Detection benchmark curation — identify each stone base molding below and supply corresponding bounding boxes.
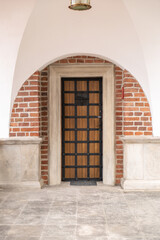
[121,179,160,191]
[0,137,42,188]
[121,137,160,190]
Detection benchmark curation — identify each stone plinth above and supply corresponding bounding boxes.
[121,137,160,190]
[0,137,42,188]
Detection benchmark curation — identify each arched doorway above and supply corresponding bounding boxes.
[9,55,153,188]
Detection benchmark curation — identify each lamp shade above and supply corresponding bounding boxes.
[69,0,92,11]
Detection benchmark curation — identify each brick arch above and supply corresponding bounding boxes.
[9,55,152,185]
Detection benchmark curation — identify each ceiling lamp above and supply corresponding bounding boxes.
[69,0,92,11]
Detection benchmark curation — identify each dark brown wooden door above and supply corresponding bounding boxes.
[62,77,102,181]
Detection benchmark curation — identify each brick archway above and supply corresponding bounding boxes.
[10,56,152,185]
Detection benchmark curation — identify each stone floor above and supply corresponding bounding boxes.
[0,183,160,240]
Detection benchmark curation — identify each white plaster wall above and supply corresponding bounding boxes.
[13,0,149,99]
[0,0,38,137]
[0,0,160,137]
[123,0,160,136]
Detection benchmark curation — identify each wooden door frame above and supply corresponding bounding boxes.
[48,64,115,185]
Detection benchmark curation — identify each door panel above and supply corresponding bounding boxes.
[89,81,99,91]
[77,106,87,116]
[64,93,75,104]
[64,131,75,141]
[89,93,99,104]
[65,156,75,166]
[64,81,75,91]
[77,81,87,91]
[77,131,87,141]
[77,143,88,153]
[77,156,87,165]
[62,77,102,181]
[65,119,75,128]
[77,119,87,129]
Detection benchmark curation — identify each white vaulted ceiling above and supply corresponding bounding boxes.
[0,0,160,137]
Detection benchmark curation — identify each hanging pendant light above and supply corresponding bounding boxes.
[69,0,92,11]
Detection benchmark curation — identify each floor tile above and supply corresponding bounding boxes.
[76,237,109,240]
[27,200,52,208]
[5,237,40,240]
[0,209,21,224]
[51,200,77,207]
[77,215,106,225]
[41,237,75,240]
[42,225,76,237]
[108,224,144,239]
[15,214,47,225]
[49,205,76,218]
[21,206,49,216]
[77,205,104,218]
[145,237,160,240]
[76,224,108,237]
[0,185,160,239]
[0,225,11,238]
[46,215,77,225]
[0,200,27,210]
[7,225,42,237]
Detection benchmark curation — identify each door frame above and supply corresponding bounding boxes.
[48,64,115,185]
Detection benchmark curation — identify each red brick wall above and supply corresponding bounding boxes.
[10,56,153,185]
[10,71,41,137]
[123,70,152,137]
[114,68,152,183]
[40,68,49,184]
[115,66,124,183]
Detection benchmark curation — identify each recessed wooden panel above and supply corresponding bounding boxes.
[65,131,75,141]
[65,143,75,153]
[90,168,100,179]
[77,143,87,153]
[89,118,100,129]
[65,119,75,129]
[64,81,74,91]
[89,106,99,116]
[65,168,75,178]
[65,156,75,166]
[77,106,87,116]
[77,81,87,91]
[77,168,87,178]
[89,131,100,141]
[64,93,75,104]
[89,143,100,153]
[77,156,87,166]
[65,106,75,116]
[89,81,99,91]
[89,93,99,104]
[77,119,87,128]
[77,131,87,141]
[90,156,100,166]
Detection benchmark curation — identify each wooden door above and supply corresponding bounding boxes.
[62,77,102,181]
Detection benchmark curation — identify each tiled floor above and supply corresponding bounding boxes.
[0,183,160,240]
